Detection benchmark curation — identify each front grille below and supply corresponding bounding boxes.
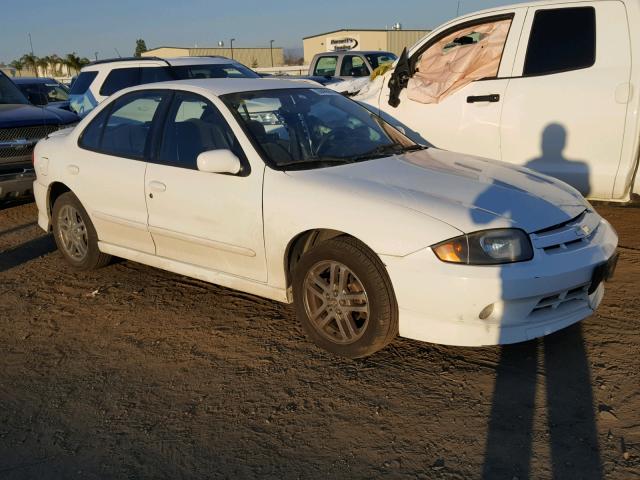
[530,210,600,254]
[0,146,33,159]
[0,125,58,142]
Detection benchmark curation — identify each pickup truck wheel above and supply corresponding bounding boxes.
[293,236,398,358]
[52,192,111,270]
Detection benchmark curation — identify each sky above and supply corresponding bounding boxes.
[1,0,529,63]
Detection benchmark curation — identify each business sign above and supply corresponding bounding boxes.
[326,35,360,52]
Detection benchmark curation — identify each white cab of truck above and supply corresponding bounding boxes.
[356,0,640,202]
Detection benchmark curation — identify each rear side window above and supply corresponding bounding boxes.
[523,7,596,76]
[313,56,338,76]
[80,91,164,159]
[140,67,174,84]
[69,71,98,94]
[100,68,140,96]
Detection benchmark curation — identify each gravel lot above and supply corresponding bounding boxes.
[0,201,639,479]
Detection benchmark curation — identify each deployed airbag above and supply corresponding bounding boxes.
[407,19,511,104]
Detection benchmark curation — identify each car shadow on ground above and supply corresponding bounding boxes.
[0,234,56,273]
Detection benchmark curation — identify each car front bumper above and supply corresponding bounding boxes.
[381,213,618,346]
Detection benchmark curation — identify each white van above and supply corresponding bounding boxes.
[356,0,640,202]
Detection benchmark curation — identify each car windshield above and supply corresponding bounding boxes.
[364,53,398,70]
[171,63,260,79]
[221,88,419,170]
[0,74,29,105]
[19,82,69,105]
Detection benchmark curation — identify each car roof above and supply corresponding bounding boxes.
[82,56,239,71]
[12,77,58,84]
[124,77,319,97]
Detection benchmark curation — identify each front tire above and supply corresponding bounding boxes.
[52,192,111,270]
[293,236,398,358]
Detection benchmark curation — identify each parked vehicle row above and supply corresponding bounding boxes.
[68,56,261,117]
[0,71,78,203]
[353,0,640,203]
[33,78,618,357]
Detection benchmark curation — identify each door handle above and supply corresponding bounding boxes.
[67,165,80,175]
[148,181,167,192]
[467,94,500,103]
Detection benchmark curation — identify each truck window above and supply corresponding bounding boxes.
[340,55,370,77]
[69,71,98,95]
[313,56,338,76]
[523,7,596,76]
[407,18,512,104]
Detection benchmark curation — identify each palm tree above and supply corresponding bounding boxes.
[64,53,85,75]
[37,56,51,77]
[9,59,24,77]
[49,54,62,76]
[20,53,39,77]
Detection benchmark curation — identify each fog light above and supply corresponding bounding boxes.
[479,303,494,320]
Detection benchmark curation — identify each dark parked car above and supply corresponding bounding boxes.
[0,71,78,203]
[13,77,71,110]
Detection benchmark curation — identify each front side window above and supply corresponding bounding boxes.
[407,18,512,104]
[158,92,240,169]
[171,64,260,79]
[222,88,418,170]
[523,7,596,76]
[100,68,140,96]
[313,57,338,76]
[80,91,164,159]
[340,55,370,77]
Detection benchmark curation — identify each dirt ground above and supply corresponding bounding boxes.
[0,201,638,480]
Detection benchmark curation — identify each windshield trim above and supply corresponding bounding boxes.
[220,87,418,171]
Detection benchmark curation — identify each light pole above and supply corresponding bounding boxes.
[270,40,275,67]
[230,38,235,60]
[456,0,462,16]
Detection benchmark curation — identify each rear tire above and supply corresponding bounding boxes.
[293,236,398,358]
[52,192,111,270]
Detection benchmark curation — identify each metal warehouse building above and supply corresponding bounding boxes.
[142,47,285,68]
[303,28,430,64]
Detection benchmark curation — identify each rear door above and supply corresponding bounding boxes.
[500,2,631,199]
[378,8,526,160]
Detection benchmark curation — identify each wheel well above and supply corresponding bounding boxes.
[47,182,71,220]
[285,229,355,291]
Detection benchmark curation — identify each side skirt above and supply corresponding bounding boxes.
[98,241,290,303]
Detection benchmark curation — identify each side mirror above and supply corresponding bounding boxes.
[197,149,241,175]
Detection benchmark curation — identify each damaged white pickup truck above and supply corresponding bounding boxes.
[351,0,640,203]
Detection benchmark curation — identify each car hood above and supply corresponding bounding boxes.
[287,148,587,234]
[0,103,78,128]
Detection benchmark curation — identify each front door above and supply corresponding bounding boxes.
[500,2,631,199]
[144,91,267,282]
[378,9,525,160]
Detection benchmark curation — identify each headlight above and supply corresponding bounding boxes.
[432,229,533,265]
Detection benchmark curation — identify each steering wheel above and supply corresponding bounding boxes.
[315,127,353,156]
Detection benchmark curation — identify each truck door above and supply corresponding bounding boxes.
[500,2,631,199]
[377,9,525,160]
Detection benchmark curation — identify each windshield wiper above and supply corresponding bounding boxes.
[279,157,353,169]
[402,144,428,151]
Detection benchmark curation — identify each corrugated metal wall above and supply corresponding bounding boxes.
[188,48,284,68]
[386,30,430,55]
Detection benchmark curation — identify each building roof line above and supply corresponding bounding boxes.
[145,46,284,51]
[303,28,430,40]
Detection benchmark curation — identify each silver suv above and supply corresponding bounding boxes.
[69,56,260,116]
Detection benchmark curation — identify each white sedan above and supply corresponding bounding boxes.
[33,78,618,358]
